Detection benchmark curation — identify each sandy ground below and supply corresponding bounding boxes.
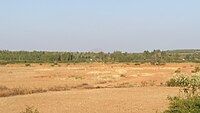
[0,87,178,113]
[0,63,198,113]
[0,63,196,89]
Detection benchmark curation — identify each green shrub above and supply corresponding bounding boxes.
[164,96,200,113]
[166,74,190,87]
[164,73,200,113]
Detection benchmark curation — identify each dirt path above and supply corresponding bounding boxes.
[0,87,178,113]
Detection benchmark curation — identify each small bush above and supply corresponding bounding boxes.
[20,106,39,113]
[166,74,190,87]
[25,63,31,67]
[135,63,141,66]
[141,81,148,87]
[150,61,166,66]
[191,67,200,73]
[174,68,181,73]
[120,74,127,78]
[0,61,8,65]
[51,62,58,67]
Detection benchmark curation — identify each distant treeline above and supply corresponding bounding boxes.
[0,49,200,64]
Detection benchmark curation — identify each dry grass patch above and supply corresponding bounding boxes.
[48,85,70,91]
[0,87,48,97]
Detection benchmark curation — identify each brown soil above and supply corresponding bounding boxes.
[0,63,198,113]
[0,87,178,113]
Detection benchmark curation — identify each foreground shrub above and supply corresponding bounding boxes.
[164,73,200,113]
[164,96,200,113]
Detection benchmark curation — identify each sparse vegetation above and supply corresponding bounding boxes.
[0,61,8,65]
[164,73,200,113]
[0,84,100,97]
[0,87,48,97]
[164,96,200,113]
[1,62,200,113]
[140,80,156,87]
[20,106,39,113]
[166,74,190,87]
[174,68,181,73]
[0,85,9,91]
[191,66,200,73]
[25,63,31,67]
[135,63,141,66]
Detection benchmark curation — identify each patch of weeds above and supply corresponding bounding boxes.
[166,74,190,87]
[25,63,31,67]
[0,61,8,66]
[97,81,108,84]
[69,75,84,80]
[0,85,9,91]
[174,68,181,73]
[120,74,127,78]
[141,81,148,87]
[115,82,136,88]
[73,83,95,89]
[191,66,200,73]
[20,106,39,113]
[135,63,141,66]
[48,85,70,91]
[140,80,156,87]
[0,87,47,97]
[149,80,156,86]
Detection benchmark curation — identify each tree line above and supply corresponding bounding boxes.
[0,50,200,64]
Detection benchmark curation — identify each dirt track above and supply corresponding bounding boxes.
[0,87,178,113]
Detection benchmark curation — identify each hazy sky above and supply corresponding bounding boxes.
[0,0,200,52]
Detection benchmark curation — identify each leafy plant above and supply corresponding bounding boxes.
[164,96,200,113]
[166,74,190,87]
[164,73,200,113]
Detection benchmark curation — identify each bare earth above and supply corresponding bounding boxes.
[0,63,197,113]
[0,87,178,113]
